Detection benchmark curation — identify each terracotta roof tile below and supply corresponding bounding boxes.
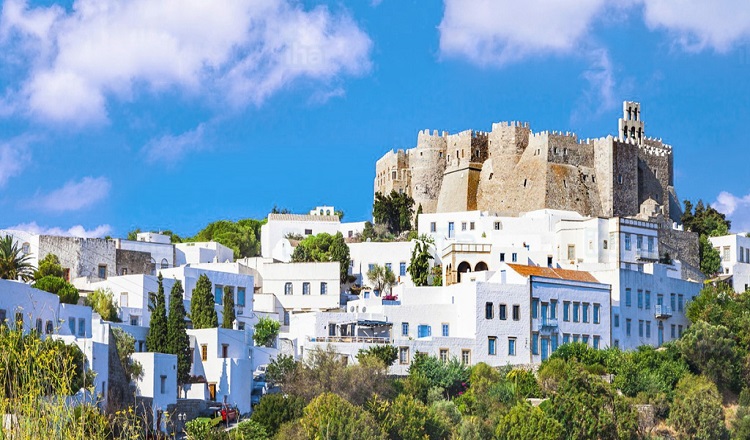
[506,263,600,283]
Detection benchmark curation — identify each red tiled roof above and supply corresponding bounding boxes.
[506,263,600,283]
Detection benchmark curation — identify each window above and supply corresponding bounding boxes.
[302,282,310,295]
[723,246,730,262]
[670,293,676,311]
[320,283,327,295]
[160,258,169,269]
[285,282,293,295]
[624,234,631,251]
[593,304,600,324]
[22,242,30,254]
[573,303,580,322]
[508,338,516,356]
[593,336,600,349]
[532,333,539,355]
[647,237,654,252]
[399,262,406,276]
[499,304,507,320]
[62,268,70,281]
[461,349,471,365]
[531,298,539,319]
[646,321,651,338]
[511,253,518,262]
[582,335,589,345]
[499,253,505,262]
[120,268,128,275]
[442,323,449,337]
[637,289,643,309]
[563,302,570,321]
[417,325,431,338]
[221,344,228,358]
[678,325,683,337]
[130,316,139,326]
[78,318,85,336]
[120,292,128,308]
[98,265,107,279]
[567,245,575,260]
[35,318,42,333]
[637,235,643,250]
[399,347,410,365]
[671,324,676,339]
[645,291,651,309]
[160,375,167,394]
[402,322,409,336]
[283,311,290,326]
[614,314,619,327]
[448,222,454,238]
[304,229,313,235]
[582,303,589,323]
[614,339,619,348]
[563,334,570,344]
[430,222,436,232]
[638,320,644,337]
[603,240,608,249]
[573,334,579,343]
[385,263,392,273]
[470,222,475,230]
[45,320,53,334]
[488,337,497,355]
[237,287,246,306]
[461,222,467,231]
[439,349,449,362]
[512,305,520,321]
[494,222,501,230]
[214,285,223,304]
[626,319,632,336]
[68,317,75,334]
[485,302,494,319]
[550,300,557,319]
[201,344,208,361]
[677,295,684,312]
[552,334,559,352]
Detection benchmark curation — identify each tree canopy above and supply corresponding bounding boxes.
[190,274,217,329]
[291,232,350,283]
[0,235,34,282]
[146,274,168,353]
[408,235,435,287]
[373,190,415,235]
[365,263,396,294]
[222,285,236,329]
[682,199,731,237]
[189,218,265,259]
[34,275,80,304]
[85,288,120,321]
[167,279,191,385]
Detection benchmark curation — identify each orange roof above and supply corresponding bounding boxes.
[506,264,600,283]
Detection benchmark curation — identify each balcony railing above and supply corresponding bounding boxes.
[654,305,672,320]
[308,336,390,344]
[442,243,492,255]
[541,317,559,328]
[636,249,659,261]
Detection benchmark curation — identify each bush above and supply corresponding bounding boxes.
[253,316,280,347]
[250,394,305,436]
[184,418,214,440]
[356,345,397,367]
[495,402,564,440]
[300,393,385,439]
[231,419,269,440]
[668,375,727,440]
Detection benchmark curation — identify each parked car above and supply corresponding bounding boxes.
[253,364,268,378]
[213,403,238,423]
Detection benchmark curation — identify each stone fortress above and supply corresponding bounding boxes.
[375,101,682,224]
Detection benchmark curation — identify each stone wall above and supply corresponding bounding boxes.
[116,249,153,276]
[39,235,116,280]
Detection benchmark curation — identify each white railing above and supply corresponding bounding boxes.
[308,336,390,344]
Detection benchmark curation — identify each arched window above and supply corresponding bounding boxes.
[475,262,488,272]
[149,258,156,276]
[160,258,169,269]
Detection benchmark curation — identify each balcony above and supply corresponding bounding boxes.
[442,243,492,256]
[540,317,558,332]
[308,336,390,344]
[654,305,672,320]
[636,249,659,261]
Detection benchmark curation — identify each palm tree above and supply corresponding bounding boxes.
[0,235,34,282]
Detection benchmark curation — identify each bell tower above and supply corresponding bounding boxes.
[618,101,644,144]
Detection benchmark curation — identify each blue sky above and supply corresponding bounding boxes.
[1,0,750,237]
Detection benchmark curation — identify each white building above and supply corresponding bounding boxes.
[709,234,750,292]
[85,274,178,327]
[292,264,611,374]
[187,328,254,413]
[175,242,234,266]
[115,232,176,274]
[348,241,424,290]
[131,352,177,432]
[261,213,341,261]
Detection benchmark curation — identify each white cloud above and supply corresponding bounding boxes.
[712,190,750,232]
[6,221,111,238]
[142,123,206,165]
[571,48,618,122]
[35,176,111,212]
[0,137,30,187]
[0,0,372,125]
[438,0,608,65]
[640,0,750,52]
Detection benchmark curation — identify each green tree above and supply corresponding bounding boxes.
[407,235,434,286]
[33,275,80,304]
[300,393,385,440]
[496,402,564,440]
[414,204,423,231]
[85,288,120,321]
[146,274,168,353]
[111,327,142,382]
[668,375,727,440]
[291,232,351,283]
[0,235,34,281]
[249,394,305,437]
[190,274,217,329]
[34,253,64,279]
[253,316,280,347]
[231,419,269,440]
[167,280,191,385]
[682,200,731,237]
[373,190,415,235]
[222,285,235,329]
[266,354,298,386]
[409,353,470,398]
[699,234,722,277]
[189,219,265,259]
[357,345,398,367]
[675,320,742,391]
[369,393,448,440]
[366,263,396,294]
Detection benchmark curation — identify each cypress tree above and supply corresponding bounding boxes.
[222,286,236,329]
[167,280,190,385]
[146,273,168,353]
[190,274,218,329]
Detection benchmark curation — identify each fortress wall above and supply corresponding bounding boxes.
[374,149,410,197]
[611,139,640,218]
[639,138,674,219]
[540,131,594,168]
[411,130,448,213]
[544,163,602,216]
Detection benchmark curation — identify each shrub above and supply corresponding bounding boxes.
[668,375,727,440]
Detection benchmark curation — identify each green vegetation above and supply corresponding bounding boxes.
[373,190,415,235]
[191,219,265,259]
[291,231,350,282]
[127,228,183,243]
[34,253,64,279]
[0,234,34,281]
[85,288,120,321]
[146,273,168,353]
[408,234,435,286]
[167,279,191,385]
[111,327,142,382]
[357,345,398,367]
[34,274,80,304]
[222,285,236,329]
[253,316,280,347]
[365,263,396,294]
[190,274,218,329]
[682,199,731,277]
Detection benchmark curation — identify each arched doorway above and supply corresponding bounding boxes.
[457,261,471,283]
[475,261,488,272]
